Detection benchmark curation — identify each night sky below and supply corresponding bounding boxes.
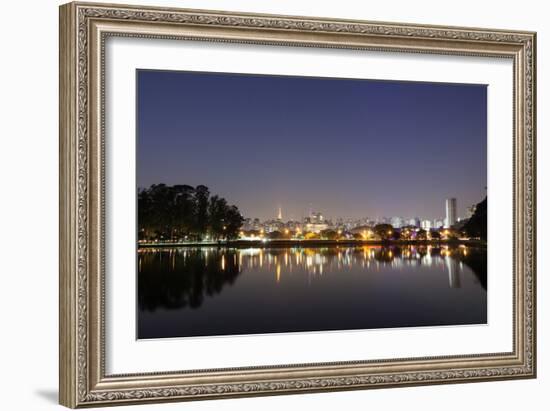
[137,70,487,221]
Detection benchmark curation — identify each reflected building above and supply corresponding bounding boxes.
[138,244,487,338]
[445,256,461,288]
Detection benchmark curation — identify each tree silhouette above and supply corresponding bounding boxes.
[320,229,338,240]
[194,185,210,239]
[416,229,427,240]
[374,224,394,240]
[463,197,487,241]
[138,184,243,241]
[430,230,441,240]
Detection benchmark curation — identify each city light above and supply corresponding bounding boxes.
[138,195,482,245]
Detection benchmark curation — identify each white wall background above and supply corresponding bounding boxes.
[0,0,546,409]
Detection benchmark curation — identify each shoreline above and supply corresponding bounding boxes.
[138,239,486,249]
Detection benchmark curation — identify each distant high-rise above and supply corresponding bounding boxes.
[391,216,404,229]
[421,219,432,230]
[310,212,324,224]
[408,217,420,227]
[445,198,457,228]
[277,207,282,221]
[305,211,328,233]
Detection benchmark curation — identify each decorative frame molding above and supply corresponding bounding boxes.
[59,2,536,408]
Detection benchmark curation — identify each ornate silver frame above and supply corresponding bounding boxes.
[59,2,536,408]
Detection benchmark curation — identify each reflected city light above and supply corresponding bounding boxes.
[137,244,484,292]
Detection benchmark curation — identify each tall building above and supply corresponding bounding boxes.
[421,219,432,230]
[433,219,444,228]
[277,207,282,221]
[391,216,404,229]
[310,212,324,224]
[304,211,327,233]
[408,217,420,227]
[445,198,457,228]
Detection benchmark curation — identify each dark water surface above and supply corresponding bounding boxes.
[137,245,487,339]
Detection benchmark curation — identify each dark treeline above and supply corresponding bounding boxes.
[138,184,244,241]
[463,197,487,241]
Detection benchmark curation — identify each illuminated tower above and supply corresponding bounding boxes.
[445,198,457,228]
[277,207,282,221]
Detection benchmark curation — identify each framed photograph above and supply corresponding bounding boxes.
[59,2,536,408]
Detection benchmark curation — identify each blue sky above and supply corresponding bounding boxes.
[137,70,487,221]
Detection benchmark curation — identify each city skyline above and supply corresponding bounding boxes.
[137,70,487,220]
[237,196,471,225]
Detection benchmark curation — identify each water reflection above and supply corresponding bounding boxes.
[139,246,485,300]
[138,245,487,338]
[138,247,241,311]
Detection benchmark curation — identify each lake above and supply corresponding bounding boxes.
[137,244,487,339]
